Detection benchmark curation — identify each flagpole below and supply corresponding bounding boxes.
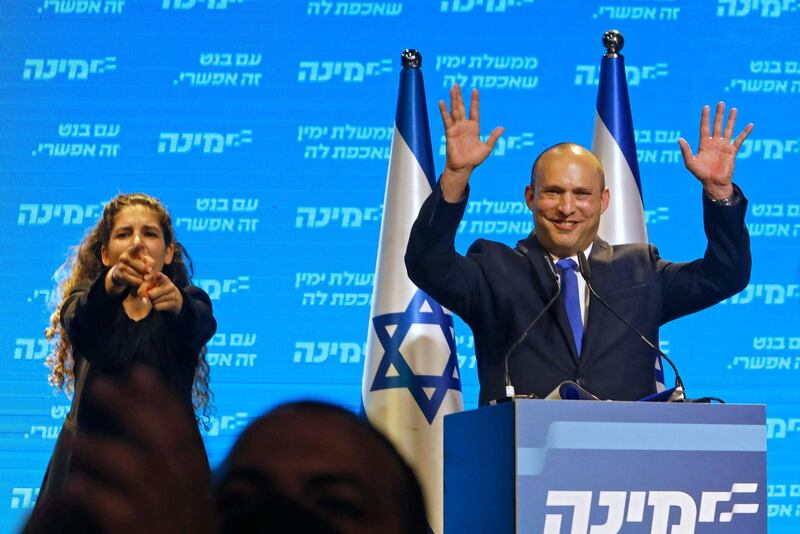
[362,49,464,534]
[592,31,665,390]
[594,30,648,245]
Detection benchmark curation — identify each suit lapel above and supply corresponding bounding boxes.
[516,234,580,362]
[580,238,613,363]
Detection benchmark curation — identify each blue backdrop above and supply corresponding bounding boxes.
[1,0,799,532]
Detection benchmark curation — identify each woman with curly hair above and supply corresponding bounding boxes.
[35,192,217,508]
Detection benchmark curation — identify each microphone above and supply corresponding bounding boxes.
[576,251,686,399]
[501,254,561,399]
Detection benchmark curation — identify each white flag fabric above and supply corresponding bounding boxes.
[361,56,463,534]
[592,50,666,390]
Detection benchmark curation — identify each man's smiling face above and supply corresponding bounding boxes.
[526,144,610,258]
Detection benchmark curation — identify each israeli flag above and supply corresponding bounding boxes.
[361,50,463,534]
[591,42,666,391]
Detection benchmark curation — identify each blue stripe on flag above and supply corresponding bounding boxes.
[395,66,436,188]
[596,55,643,199]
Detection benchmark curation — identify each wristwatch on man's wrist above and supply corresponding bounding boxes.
[704,185,742,207]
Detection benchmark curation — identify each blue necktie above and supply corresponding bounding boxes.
[555,258,584,356]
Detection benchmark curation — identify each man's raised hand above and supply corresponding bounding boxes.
[678,102,753,200]
[438,84,504,202]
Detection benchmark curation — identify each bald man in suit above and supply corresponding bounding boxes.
[405,85,753,404]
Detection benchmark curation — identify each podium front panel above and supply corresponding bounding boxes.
[445,400,766,534]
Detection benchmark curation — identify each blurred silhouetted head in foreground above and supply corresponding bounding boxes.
[215,401,428,534]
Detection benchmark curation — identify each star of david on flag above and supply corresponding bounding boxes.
[370,289,461,425]
[361,49,463,534]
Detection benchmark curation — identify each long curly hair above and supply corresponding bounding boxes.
[44,193,213,423]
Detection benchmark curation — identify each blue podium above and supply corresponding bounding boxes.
[444,400,766,533]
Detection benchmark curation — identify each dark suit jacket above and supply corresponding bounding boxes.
[405,183,751,405]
